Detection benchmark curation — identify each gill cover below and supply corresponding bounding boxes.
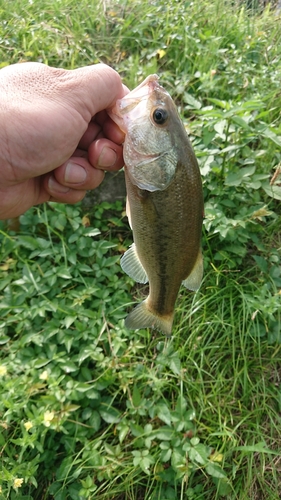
[123,149,178,192]
[114,75,179,192]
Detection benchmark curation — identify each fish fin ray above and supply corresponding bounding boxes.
[125,300,173,336]
[182,249,203,291]
[120,243,148,283]
[126,196,132,229]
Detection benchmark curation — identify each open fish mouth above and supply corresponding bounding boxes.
[108,74,164,131]
[121,74,160,101]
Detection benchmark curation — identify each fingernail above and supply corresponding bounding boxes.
[65,162,87,183]
[98,146,117,168]
[48,176,70,193]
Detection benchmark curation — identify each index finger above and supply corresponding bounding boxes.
[95,112,125,144]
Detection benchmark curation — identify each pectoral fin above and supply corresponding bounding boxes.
[126,196,132,229]
[182,250,203,291]
[120,243,148,284]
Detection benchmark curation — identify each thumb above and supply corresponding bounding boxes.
[58,64,126,120]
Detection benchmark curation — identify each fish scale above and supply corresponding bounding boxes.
[109,74,203,335]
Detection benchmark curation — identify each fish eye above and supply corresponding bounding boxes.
[152,108,168,125]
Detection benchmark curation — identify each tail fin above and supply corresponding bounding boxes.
[125,299,174,336]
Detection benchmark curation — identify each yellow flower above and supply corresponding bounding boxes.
[13,478,24,488]
[82,215,91,227]
[156,49,166,59]
[43,410,54,427]
[210,451,224,463]
[24,421,33,431]
[0,365,7,376]
[39,370,48,381]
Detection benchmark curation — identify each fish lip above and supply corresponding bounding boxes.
[118,75,159,109]
[108,74,163,129]
[129,74,160,94]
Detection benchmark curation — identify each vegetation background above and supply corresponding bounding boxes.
[0,0,281,499]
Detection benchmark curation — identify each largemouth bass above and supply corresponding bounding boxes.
[109,74,203,335]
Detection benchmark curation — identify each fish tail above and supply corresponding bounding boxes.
[125,299,174,336]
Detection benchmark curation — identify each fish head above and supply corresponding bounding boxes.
[109,75,184,192]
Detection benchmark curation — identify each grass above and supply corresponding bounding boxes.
[0,0,281,499]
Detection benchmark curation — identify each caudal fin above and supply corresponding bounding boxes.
[125,299,174,336]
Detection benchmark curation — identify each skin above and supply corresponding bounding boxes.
[0,62,127,220]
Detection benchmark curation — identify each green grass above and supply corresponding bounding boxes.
[0,0,281,499]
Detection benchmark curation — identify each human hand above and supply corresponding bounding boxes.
[0,62,127,219]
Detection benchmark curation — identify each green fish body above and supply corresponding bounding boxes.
[109,75,203,335]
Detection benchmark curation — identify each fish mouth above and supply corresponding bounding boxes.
[108,74,163,132]
[125,74,160,98]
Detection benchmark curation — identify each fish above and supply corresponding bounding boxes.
[109,74,203,335]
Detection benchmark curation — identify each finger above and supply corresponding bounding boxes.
[79,115,125,150]
[71,148,88,158]
[78,122,101,150]
[88,138,124,171]
[46,157,105,194]
[48,188,87,205]
[94,111,125,143]
[103,116,126,144]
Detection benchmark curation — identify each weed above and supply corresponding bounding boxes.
[0,0,281,498]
